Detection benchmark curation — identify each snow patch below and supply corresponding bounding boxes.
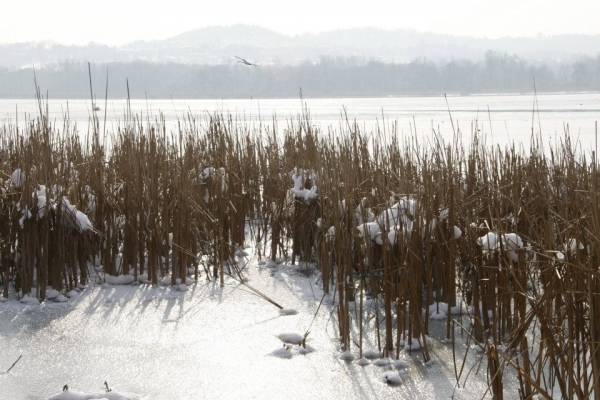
[403,338,423,352]
[339,350,355,361]
[356,358,371,366]
[477,232,523,262]
[383,371,403,386]
[277,333,305,345]
[53,294,68,303]
[270,346,293,359]
[45,288,60,300]
[20,294,39,305]
[10,168,25,188]
[47,390,138,400]
[175,283,188,292]
[104,274,135,285]
[393,359,409,370]
[430,310,447,320]
[362,349,381,360]
[452,225,462,239]
[278,308,298,316]
[373,358,393,367]
[356,222,382,245]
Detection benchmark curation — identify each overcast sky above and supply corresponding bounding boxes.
[2,0,600,45]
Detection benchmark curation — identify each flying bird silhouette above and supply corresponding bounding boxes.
[235,56,258,67]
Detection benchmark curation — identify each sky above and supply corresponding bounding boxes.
[2,0,600,45]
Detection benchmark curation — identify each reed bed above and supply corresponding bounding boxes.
[1,103,600,399]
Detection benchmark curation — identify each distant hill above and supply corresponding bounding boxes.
[2,25,600,68]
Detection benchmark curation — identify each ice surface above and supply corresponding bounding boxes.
[1,254,507,400]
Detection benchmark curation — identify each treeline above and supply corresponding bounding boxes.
[1,52,600,98]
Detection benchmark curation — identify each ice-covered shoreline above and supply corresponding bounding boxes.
[0,250,502,400]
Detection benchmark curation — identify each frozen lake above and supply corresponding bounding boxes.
[1,253,506,400]
[1,93,600,148]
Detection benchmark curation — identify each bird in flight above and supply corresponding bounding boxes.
[235,56,258,67]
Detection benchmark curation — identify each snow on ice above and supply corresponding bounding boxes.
[47,389,138,400]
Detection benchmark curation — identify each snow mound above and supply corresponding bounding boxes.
[270,346,294,359]
[53,294,68,303]
[383,371,403,386]
[477,232,523,262]
[356,222,382,245]
[235,248,250,258]
[393,359,409,370]
[362,349,381,360]
[339,350,355,361]
[270,343,315,359]
[277,333,305,345]
[356,358,370,366]
[36,185,48,218]
[75,210,94,232]
[452,225,463,239]
[10,168,25,188]
[565,238,585,255]
[298,344,316,355]
[20,294,40,305]
[378,197,417,229]
[430,310,447,320]
[373,358,393,367]
[104,274,135,285]
[46,288,61,300]
[450,303,468,315]
[290,168,318,202]
[354,199,375,225]
[47,390,138,400]
[428,302,449,319]
[159,275,172,286]
[278,308,298,316]
[403,338,423,352]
